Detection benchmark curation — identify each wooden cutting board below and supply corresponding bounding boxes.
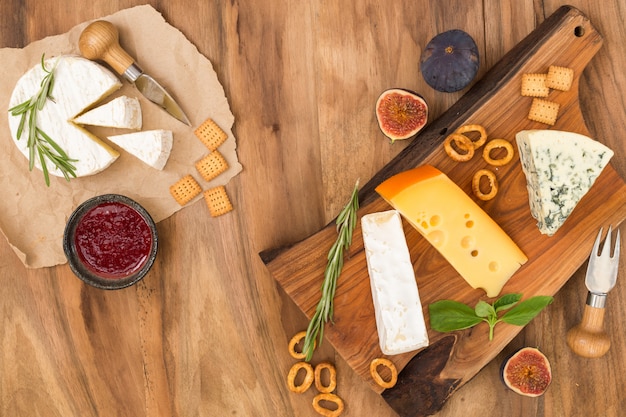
[261,6,626,417]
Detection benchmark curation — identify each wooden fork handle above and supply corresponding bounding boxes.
[566,304,610,358]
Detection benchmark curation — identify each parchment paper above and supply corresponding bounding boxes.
[0,5,242,268]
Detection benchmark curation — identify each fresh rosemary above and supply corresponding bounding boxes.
[302,180,360,361]
[8,54,77,186]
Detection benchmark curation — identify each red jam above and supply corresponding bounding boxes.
[74,201,153,279]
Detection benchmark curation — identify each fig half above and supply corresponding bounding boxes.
[501,347,552,397]
[420,29,479,93]
[375,88,428,143]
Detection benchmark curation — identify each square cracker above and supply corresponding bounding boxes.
[528,98,560,125]
[195,151,229,182]
[204,186,233,217]
[194,117,228,151]
[521,73,550,97]
[545,65,574,91]
[169,174,202,206]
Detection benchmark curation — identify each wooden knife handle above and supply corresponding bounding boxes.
[78,20,135,76]
[566,304,611,358]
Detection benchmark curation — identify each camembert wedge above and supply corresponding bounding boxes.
[376,165,527,298]
[74,96,142,129]
[8,55,122,178]
[515,130,614,236]
[361,210,429,355]
[107,130,173,170]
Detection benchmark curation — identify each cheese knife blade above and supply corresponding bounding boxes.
[78,20,191,126]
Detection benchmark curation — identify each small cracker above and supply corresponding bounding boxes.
[528,98,560,125]
[545,65,574,91]
[521,73,550,97]
[169,174,202,206]
[203,186,233,217]
[195,151,229,182]
[194,118,228,151]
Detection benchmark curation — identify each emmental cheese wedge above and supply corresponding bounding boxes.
[376,165,527,298]
[8,55,121,178]
[515,130,614,236]
[74,96,142,129]
[107,130,173,170]
[361,210,429,355]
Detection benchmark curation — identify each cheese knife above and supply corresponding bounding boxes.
[78,20,191,126]
[567,226,621,358]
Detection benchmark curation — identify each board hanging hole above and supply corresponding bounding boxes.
[574,26,585,37]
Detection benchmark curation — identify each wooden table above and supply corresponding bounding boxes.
[1,1,624,416]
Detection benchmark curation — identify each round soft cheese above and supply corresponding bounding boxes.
[8,55,122,178]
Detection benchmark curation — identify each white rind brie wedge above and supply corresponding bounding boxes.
[74,96,142,129]
[107,130,173,170]
[8,55,122,178]
[361,210,429,355]
[516,129,614,236]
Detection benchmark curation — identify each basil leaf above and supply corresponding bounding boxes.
[429,300,482,332]
[474,300,495,318]
[493,293,522,313]
[500,296,554,326]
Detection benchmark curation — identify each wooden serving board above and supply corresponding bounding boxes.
[261,6,626,417]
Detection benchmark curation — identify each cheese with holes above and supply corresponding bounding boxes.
[107,130,173,170]
[361,210,429,355]
[515,130,614,236]
[8,55,121,178]
[74,96,142,129]
[376,165,527,298]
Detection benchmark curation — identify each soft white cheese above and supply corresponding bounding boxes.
[107,130,173,170]
[516,129,614,236]
[74,95,142,129]
[8,55,121,178]
[361,210,429,355]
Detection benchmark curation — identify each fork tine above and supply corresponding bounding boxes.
[615,228,621,259]
[591,227,603,257]
[600,226,613,258]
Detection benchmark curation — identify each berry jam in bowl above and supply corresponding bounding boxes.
[63,194,158,290]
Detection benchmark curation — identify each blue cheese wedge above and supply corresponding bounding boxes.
[8,55,121,177]
[74,96,142,129]
[361,210,429,355]
[515,129,614,236]
[107,130,173,170]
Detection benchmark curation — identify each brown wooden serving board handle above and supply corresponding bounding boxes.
[262,5,626,417]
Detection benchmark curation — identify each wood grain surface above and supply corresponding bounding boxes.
[1,1,625,417]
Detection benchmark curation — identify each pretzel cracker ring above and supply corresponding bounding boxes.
[370,358,398,389]
[314,362,338,393]
[287,361,314,393]
[483,138,514,166]
[444,133,475,162]
[312,393,345,417]
[472,169,499,201]
[455,124,488,149]
[288,331,313,359]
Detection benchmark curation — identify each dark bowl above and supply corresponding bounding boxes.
[63,194,158,290]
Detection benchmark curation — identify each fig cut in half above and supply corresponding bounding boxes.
[420,29,479,93]
[375,88,428,143]
[501,347,552,397]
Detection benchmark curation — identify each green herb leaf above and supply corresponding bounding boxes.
[474,300,495,318]
[493,293,522,313]
[8,54,76,186]
[500,296,554,326]
[429,300,482,332]
[302,180,360,361]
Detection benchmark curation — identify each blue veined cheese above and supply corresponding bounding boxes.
[74,96,142,129]
[515,130,614,236]
[107,130,173,170]
[361,210,429,355]
[8,55,121,178]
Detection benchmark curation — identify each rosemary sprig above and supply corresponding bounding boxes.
[8,54,77,186]
[302,180,360,361]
